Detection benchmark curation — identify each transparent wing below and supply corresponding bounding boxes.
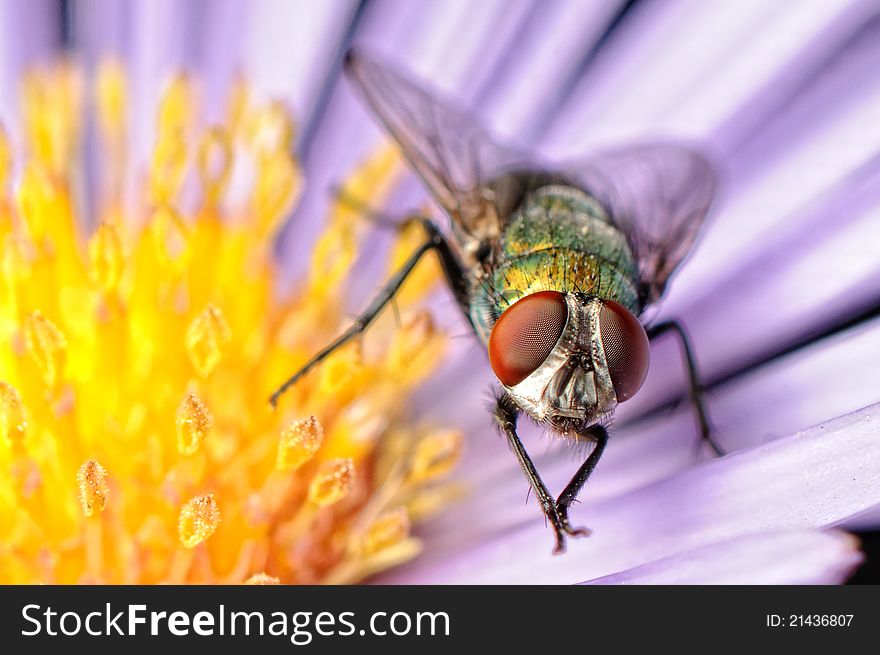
[566,143,716,305]
[344,48,531,241]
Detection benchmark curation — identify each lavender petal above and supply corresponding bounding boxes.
[581,530,863,585]
[379,402,880,584]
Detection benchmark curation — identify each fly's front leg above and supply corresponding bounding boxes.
[647,320,724,456]
[494,393,572,554]
[412,217,473,322]
[336,187,476,326]
[555,424,608,538]
[331,184,408,229]
[269,222,464,407]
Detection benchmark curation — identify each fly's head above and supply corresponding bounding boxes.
[488,291,650,434]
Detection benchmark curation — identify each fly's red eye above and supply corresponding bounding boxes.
[488,291,568,387]
[598,300,650,401]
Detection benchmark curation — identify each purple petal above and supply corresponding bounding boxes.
[582,531,862,585]
[480,0,625,142]
[704,321,880,452]
[379,402,880,584]
[660,19,880,324]
[0,0,60,133]
[542,0,872,154]
[239,0,357,127]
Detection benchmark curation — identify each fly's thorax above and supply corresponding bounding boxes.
[506,185,624,255]
[468,184,640,344]
[503,295,617,429]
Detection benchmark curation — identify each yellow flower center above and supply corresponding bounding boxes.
[0,60,462,584]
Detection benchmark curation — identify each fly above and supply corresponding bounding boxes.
[270,49,720,554]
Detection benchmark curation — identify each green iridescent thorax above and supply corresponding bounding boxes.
[470,185,640,343]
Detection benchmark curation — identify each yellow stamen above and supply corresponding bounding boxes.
[276,416,323,472]
[249,100,295,156]
[96,59,127,138]
[17,165,58,242]
[150,204,190,273]
[157,73,194,138]
[308,458,355,508]
[176,392,212,456]
[407,429,464,485]
[252,149,300,238]
[0,382,27,447]
[225,75,249,136]
[23,310,67,388]
[387,310,444,382]
[185,304,232,377]
[178,493,221,548]
[21,63,82,174]
[361,506,410,556]
[197,126,233,207]
[88,222,123,291]
[149,131,188,205]
[244,572,280,585]
[317,345,363,401]
[306,145,399,300]
[77,459,109,517]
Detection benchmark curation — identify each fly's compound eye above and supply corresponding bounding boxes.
[488,291,568,387]
[598,300,650,402]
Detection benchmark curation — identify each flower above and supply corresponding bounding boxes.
[3,0,880,586]
[0,58,460,584]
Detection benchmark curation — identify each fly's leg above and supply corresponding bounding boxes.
[647,320,724,456]
[269,220,469,407]
[331,185,406,230]
[333,186,439,238]
[389,216,474,320]
[333,186,475,320]
[494,393,581,554]
[555,424,608,537]
[414,217,473,320]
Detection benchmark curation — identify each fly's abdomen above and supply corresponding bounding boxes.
[470,185,640,343]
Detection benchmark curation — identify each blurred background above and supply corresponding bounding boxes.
[1,0,879,582]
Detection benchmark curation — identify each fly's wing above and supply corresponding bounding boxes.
[344,49,531,242]
[567,143,716,306]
